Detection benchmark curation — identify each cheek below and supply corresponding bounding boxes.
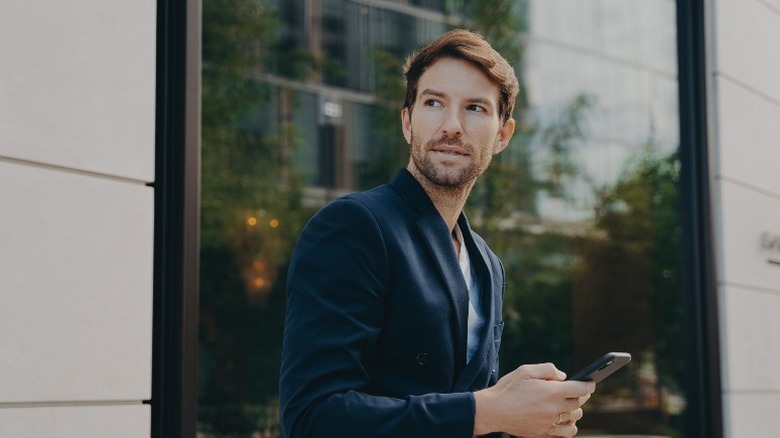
[472,129,500,152]
[465,117,500,138]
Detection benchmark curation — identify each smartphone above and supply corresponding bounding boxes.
[566,352,631,383]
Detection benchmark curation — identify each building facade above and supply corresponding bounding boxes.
[705,0,780,435]
[1,0,778,437]
[1,0,157,436]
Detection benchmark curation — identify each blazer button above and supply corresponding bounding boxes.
[416,353,429,365]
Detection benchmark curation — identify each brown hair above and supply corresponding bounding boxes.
[403,28,519,123]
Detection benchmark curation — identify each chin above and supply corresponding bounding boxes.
[427,168,476,188]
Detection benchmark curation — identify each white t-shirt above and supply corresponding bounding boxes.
[454,225,485,364]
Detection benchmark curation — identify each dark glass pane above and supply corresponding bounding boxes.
[199,0,688,436]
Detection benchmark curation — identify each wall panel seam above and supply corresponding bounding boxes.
[713,72,780,109]
[0,156,153,187]
[0,401,146,409]
[715,175,780,201]
[717,281,780,296]
[757,0,780,16]
[723,389,780,395]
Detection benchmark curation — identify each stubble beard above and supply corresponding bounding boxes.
[409,132,492,190]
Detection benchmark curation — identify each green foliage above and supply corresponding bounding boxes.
[203,0,278,72]
[572,146,684,432]
[199,1,313,435]
[494,230,577,373]
[356,48,409,189]
[540,94,597,197]
[272,47,321,82]
[465,0,526,65]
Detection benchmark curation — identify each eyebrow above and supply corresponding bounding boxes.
[418,88,495,110]
[419,88,446,100]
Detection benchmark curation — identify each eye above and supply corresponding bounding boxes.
[466,104,487,113]
[424,99,442,107]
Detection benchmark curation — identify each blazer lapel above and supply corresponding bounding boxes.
[414,213,469,375]
[453,215,497,391]
[388,168,477,384]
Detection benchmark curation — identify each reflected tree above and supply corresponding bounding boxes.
[572,144,684,434]
[475,93,594,375]
[200,0,313,435]
[356,48,408,189]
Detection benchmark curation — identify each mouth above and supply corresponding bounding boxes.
[430,143,470,157]
[433,149,468,157]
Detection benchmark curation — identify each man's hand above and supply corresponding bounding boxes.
[473,363,595,437]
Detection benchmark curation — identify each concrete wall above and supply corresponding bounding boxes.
[0,0,156,436]
[707,0,780,436]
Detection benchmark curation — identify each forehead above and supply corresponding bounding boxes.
[417,57,500,103]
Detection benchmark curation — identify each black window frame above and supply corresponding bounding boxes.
[151,0,201,437]
[151,0,724,436]
[676,0,724,436]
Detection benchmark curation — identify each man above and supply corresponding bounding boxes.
[279,29,595,437]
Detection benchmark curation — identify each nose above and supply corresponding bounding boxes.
[440,107,463,138]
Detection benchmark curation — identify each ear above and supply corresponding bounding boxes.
[401,107,412,145]
[493,117,515,154]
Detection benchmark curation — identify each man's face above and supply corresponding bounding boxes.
[402,57,515,189]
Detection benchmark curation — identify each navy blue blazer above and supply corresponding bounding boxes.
[280,169,506,437]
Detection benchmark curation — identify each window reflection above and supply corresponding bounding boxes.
[199,0,686,436]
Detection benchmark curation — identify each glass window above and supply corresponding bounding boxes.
[199,0,689,436]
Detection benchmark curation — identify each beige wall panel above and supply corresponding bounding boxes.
[714,181,780,291]
[715,0,780,104]
[722,392,780,438]
[715,78,780,196]
[719,286,780,391]
[0,404,149,438]
[0,162,153,402]
[0,0,156,182]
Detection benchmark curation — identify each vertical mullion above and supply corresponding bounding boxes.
[676,0,723,437]
[151,0,201,437]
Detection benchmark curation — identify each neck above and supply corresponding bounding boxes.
[407,164,474,232]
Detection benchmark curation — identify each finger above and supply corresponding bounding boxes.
[570,408,583,423]
[567,393,591,413]
[563,393,591,410]
[555,408,582,426]
[521,362,566,381]
[558,380,596,398]
[556,396,588,414]
[557,408,583,426]
[546,422,578,438]
[577,393,592,405]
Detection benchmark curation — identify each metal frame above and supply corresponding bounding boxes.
[150,0,201,437]
[676,0,723,436]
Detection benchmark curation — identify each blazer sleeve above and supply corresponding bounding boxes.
[279,198,476,438]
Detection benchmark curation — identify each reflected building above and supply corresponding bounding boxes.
[200,0,690,436]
